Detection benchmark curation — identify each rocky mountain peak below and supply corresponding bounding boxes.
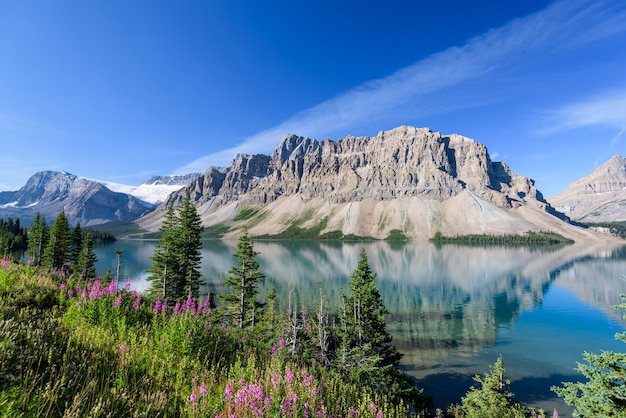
[547,154,626,222]
[271,134,320,163]
[135,125,603,241]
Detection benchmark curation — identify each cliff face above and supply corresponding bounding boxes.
[138,126,601,241]
[548,155,626,222]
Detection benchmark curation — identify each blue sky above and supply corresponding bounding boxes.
[1,0,626,197]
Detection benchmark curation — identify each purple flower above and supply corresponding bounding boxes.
[1,259,8,267]
[376,411,383,418]
[553,409,559,418]
[189,393,197,403]
[200,385,208,396]
[119,343,127,352]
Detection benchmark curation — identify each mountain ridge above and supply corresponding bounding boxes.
[547,155,626,222]
[138,125,608,242]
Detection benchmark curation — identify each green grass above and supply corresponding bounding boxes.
[201,223,231,238]
[0,260,430,417]
[233,206,262,221]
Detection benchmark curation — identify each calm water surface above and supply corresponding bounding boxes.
[95,240,626,416]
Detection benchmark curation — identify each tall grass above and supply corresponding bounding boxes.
[0,259,421,417]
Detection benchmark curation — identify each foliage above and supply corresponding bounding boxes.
[42,211,72,272]
[147,195,203,305]
[76,233,98,280]
[552,296,626,417]
[0,217,28,256]
[457,356,534,418]
[585,221,626,239]
[27,213,49,266]
[385,229,408,240]
[220,232,265,328]
[429,231,574,246]
[233,206,262,221]
[0,259,422,417]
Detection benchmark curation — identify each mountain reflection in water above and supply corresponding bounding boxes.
[96,240,626,415]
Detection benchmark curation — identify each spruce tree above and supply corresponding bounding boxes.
[76,233,98,280]
[220,232,265,328]
[553,297,626,417]
[69,223,83,269]
[27,213,48,266]
[42,211,71,272]
[146,196,204,305]
[337,247,402,389]
[177,195,203,299]
[147,203,182,305]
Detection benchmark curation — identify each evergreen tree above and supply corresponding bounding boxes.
[146,196,204,305]
[177,195,203,299]
[69,222,83,268]
[42,211,71,272]
[553,297,626,417]
[76,233,98,280]
[338,247,401,373]
[220,232,265,328]
[27,213,48,266]
[460,356,530,418]
[147,203,182,304]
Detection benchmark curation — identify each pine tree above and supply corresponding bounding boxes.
[220,232,265,328]
[177,195,203,299]
[336,247,403,394]
[147,203,182,305]
[146,196,204,305]
[76,233,98,280]
[340,247,401,366]
[27,213,49,266]
[553,297,626,417]
[460,356,529,418]
[42,211,71,272]
[69,223,83,269]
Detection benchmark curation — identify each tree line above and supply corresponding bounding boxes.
[26,212,102,279]
[0,217,28,255]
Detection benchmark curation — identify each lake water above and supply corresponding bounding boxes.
[95,239,626,416]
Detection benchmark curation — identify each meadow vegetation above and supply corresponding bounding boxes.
[0,212,623,417]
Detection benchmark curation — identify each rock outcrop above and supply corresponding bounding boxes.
[137,126,606,242]
[548,155,626,222]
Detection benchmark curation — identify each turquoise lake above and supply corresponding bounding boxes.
[95,239,626,416]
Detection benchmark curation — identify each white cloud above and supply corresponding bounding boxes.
[543,91,626,134]
[175,0,626,174]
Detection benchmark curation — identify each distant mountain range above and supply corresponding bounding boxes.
[0,171,200,226]
[2,126,625,242]
[547,155,626,223]
[138,126,615,242]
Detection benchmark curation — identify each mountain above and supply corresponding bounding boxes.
[547,155,626,223]
[0,171,154,226]
[138,126,606,242]
[98,173,201,205]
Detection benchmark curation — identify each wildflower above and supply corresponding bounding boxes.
[1,259,8,267]
[153,299,162,313]
[286,367,294,383]
[200,385,208,396]
[120,343,127,352]
[370,403,377,412]
[279,338,285,348]
[531,410,536,417]
[113,295,122,308]
[60,283,66,290]
[186,330,192,337]
[189,393,197,404]
[553,409,559,418]
[160,338,165,344]
[376,411,383,418]
[124,281,131,290]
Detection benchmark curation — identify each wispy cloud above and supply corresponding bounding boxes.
[175,0,626,174]
[544,91,626,135]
